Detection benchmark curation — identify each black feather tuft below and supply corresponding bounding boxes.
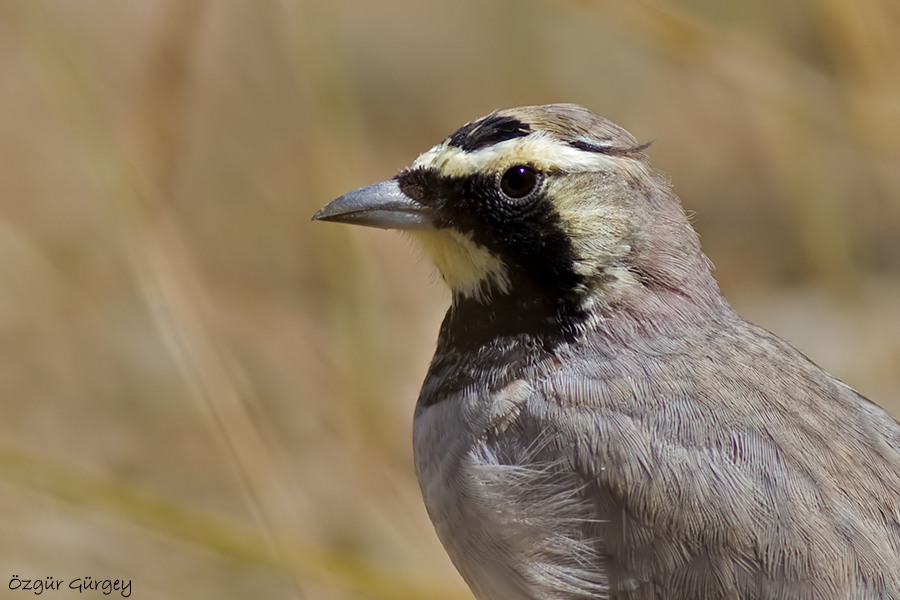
[448,114,532,152]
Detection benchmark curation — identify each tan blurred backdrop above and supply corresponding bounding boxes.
[0,1,898,598]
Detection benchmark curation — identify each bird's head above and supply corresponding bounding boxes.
[314,104,724,342]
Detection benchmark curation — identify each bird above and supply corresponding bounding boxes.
[312,104,900,599]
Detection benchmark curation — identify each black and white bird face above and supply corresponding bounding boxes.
[314,104,900,599]
[315,104,722,345]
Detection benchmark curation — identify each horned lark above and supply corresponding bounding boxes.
[314,104,900,599]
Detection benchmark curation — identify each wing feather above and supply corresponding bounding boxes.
[522,318,900,598]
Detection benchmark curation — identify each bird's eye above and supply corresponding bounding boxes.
[499,165,538,199]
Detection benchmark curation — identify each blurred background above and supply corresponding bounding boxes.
[1,1,898,598]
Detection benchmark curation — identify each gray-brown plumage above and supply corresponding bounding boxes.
[314,104,900,599]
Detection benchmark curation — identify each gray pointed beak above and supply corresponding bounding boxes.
[312,179,435,230]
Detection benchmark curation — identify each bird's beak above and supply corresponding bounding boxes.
[312,179,435,231]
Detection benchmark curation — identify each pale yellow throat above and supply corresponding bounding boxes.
[409,229,510,301]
